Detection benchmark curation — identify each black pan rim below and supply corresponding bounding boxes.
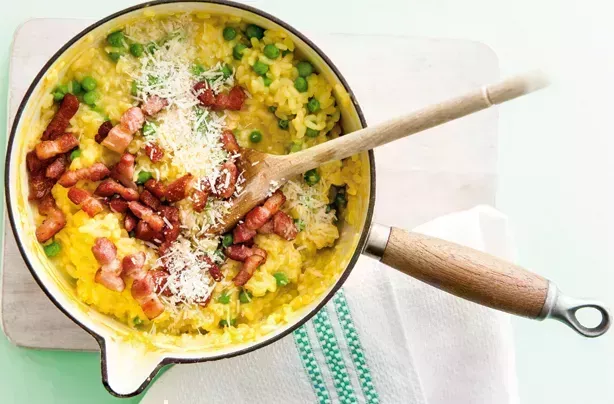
[4,0,376,398]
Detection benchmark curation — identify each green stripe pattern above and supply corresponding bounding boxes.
[313,308,358,404]
[334,291,381,403]
[293,325,332,404]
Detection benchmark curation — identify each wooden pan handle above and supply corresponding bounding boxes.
[380,227,550,318]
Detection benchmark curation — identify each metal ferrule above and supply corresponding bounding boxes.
[363,223,391,260]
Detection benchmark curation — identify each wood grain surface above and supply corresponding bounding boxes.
[382,227,549,318]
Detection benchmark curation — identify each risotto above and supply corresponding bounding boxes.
[24,12,366,347]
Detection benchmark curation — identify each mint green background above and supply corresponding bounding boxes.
[2,1,613,403]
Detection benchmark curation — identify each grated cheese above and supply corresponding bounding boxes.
[282,179,336,229]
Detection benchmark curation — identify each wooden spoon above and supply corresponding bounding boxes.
[218,71,549,233]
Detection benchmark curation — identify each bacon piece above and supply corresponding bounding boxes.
[150,270,172,297]
[263,190,286,215]
[220,130,240,154]
[144,142,164,163]
[135,221,164,243]
[35,133,79,160]
[233,222,257,244]
[272,211,298,240]
[214,86,246,111]
[95,120,113,143]
[35,195,66,242]
[257,220,274,234]
[128,201,164,232]
[67,187,104,217]
[42,94,79,141]
[193,82,216,107]
[101,107,145,153]
[110,153,137,190]
[122,252,146,279]
[124,213,138,232]
[158,205,181,254]
[45,154,70,179]
[131,274,165,319]
[212,162,238,199]
[165,174,194,203]
[29,173,55,200]
[139,190,161,211]
[108,197,129,213]
[144,179,167,199]
[94,179,139,201]
[58,162,110,187]
[233,254,265,286]
[92,237,124,292]
[141,95,168,116]
[27,151,49,174]
[244,206,271,230]
[225,244,268,262]
[206,259,223,282]
[191,189,209,212]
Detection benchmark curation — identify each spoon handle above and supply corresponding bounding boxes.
[282,70,549,177]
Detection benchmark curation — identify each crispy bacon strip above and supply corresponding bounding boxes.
[204,256,223,282]
[58,162,110,188]
[144,179,167,200]
[92,237,124,292]
[110,153,137,190]
[128,201,164,232]
[124,213,138,232]
[139,190,161,211]
[272,211,298,241]
[191,189,209,212]
[165,174,194,203]
[29,173,55,201]
[257,220,274,234]
[35,195,66,243]
[101,107,144,153]
[144,142,164,163]
[233,254,265,286]
[193,82,216,107]
[42,94,79,141]
[244,190,286,230]
[150,270,172,297]
[95,179,139,201]
[35,133,79,160]
[194,83,246,111]
[67,187,104,218]
[158,205,181,254]
[122,252,146,279]
[95,120,113,144]
[141,95,168,116]
[225,245,267,262]
[108,197,129,213]
[131,274,165,319]
[220,130,240,154]
[135,221,164,243]
[233,223,257,244]
[45,154,70,179]
[27,151,49,174]
[212,162,238,199]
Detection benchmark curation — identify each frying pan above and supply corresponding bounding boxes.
[4,0,610,397]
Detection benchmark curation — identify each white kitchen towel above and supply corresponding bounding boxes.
[142,205,519,404]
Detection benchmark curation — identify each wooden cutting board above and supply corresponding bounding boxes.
[1,18,499,351]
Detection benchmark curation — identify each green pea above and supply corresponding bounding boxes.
[263,44,280,59]
[219,318,237,327]
[304,169,320,186]
[191,63,205,76]
[307,97,320,113]
[305,128,319,138]
[296,61,314,77]
[142,121,156,137]
[263,77,272,87]
[249,130,263,143]
[70,149,81,161]
[294,218,306,232]
[130,43,144,57]
[70,80,82,95]
[222,233,233,248]
[221,63,233,78]
[245,24,264,40]
[239,289,253,303]
[108,51,121,62]
[273,272,289,287]
[58,84,69,94]
[83,91,98,106]
[289,142,302,153]
[136,171,153,185]
[217,291,231,304]
[131,81,139,96]
[81,76,97,92]
[294,77,308,92]
[223,26,237,41]
[282,49,292,57]
[278,119,289,130]
[43,241,61,257]
[52,91,65,102]
[133,316,143,326]
[106,31,125,47]
[268,106,277,113]
[233,43,247,60]
[253,61,269,76]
